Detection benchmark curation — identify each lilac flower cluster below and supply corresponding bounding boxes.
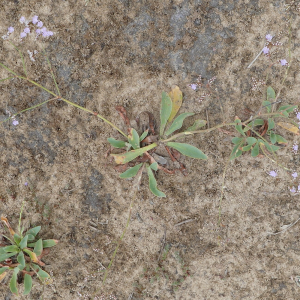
[268,170,278,177]
[2,26,14,40]
[19,15,53,39]
[262,34,287,66]
[268,169,300,194]
[296,110,300,129]
[2,15,54,41]
[290,184,300,194]
[5,109,19,126]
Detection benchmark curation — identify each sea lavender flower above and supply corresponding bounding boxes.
[7,27,14,33]
[266,34,273,42]
[24,182,28,186]
[42,31,51,38]
[23,27,30,34]
[268,170,278,177]
[20,32,27,39]
[290,187,296,193]
[296,111,300,121]
[19,16,26,24]
[189,84,197,90]
[292,172,298,179]
[293,143,299,154]
[32,15,39,24]
[262,46,269,54]
[37,21,43,28]
[12,119,19,126]
[280,59,288,66]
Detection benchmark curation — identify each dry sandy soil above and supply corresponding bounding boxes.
[1,0,300,299]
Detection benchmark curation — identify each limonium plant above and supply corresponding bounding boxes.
[0,16,299,290]
[0,204,58,296]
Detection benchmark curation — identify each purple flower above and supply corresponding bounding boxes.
[290,187,296,193]
[266,34,273,42]
[32,15,39,24]
[12,119,19,126]
[296,112,300,121]
[24,182,28,186]
[262,46,269,54]
[43,31,52,38]
[292,172,298,179]
[41,27,47,33]
[189,84,197,90]
[20,32,27,39]
[298,185,300,192]
[293,143,299,153]
[23,27,30,34]
[37,21,43,28]
[47,31,53,36]
[268,170,278,177]
[36,28,41,34]
[19,16,26,24]
[280,59,288,66]
[7,27,14,33]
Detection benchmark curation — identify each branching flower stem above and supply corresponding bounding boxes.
[0,62,127,137]
[160,122,236,143]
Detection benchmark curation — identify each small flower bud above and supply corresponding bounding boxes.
[32,15,39,24]
[20,32,27,38]
[20,16,26,24]
[23,27,30,34]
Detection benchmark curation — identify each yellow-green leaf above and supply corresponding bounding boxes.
[42,239,59,248]
[168,86,183,122]
[107,138,126,148]
[13,233,21,245]
[0,252,18,262]
[23,249,39,264]
[146,166,166,197]
[139,130,149,141]
[17,252,25,268]
[267,86,275,99]
[185,119,207,132]
[10,267,19,295]
[167,142,207,159]
[0,267,8,275]
[160,92,172,136]
[26,226,41,237]
[128,128,140,149]
[150,162,158,171]
[120,163,143,178]
[165,112,194,136]
[251,142,259,157]
[24,274,32,295]
[3,245,19,253]
[37,267,50,280]
[111,143,157,164]
[19,235,28,249]
[33,239,43,256]
[234,118,245,136]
